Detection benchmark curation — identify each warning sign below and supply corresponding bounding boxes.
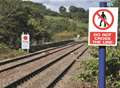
[88,7,118,46]
[21,33,30,49]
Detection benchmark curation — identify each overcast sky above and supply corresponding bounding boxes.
[28,0,101,12]
[27,0,112,12]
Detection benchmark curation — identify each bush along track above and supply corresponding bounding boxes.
[76,42,120,88]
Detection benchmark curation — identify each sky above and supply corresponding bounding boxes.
[26,0,112,12]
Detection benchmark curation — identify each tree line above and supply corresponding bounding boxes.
[0,0,88,48]
[59,5,88,23]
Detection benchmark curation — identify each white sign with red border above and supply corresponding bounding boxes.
[88,7,118,46]
[21,33,30,49]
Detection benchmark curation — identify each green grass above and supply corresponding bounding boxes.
[45,15,88,28]
[0,43,27,60]
[45,15,64,20]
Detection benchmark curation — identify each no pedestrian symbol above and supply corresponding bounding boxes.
[23,36,28,40]
[88,7,118,46]
[93,9,114,30]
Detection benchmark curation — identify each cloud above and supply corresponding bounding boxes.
[30,0,99,12]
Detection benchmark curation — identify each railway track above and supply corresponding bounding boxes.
[0,42,79,87]
[0,42,77,72]
[0,42,76,65]
[0,43,88,88]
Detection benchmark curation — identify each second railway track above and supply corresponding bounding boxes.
[0,42,77,72]
[0,42,88,88]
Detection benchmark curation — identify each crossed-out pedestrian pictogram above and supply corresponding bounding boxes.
[93,9,114,30]
[23,36,28,40]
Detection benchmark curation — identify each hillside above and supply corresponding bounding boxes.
[0,0,88,58]
[44,16,88,40]
[0,0,88,46]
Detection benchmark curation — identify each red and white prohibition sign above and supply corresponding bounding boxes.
[93,9,114,30]
[88,7,118,46]
[21,33,30,49]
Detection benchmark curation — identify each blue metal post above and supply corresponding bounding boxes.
[99,2,107,7]
[99,2,107,88]
[99,46,106,88]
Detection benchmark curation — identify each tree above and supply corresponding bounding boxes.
[0,0,23,45]
[59,6,66,14]
[68,6,88,22]
[69,6,78,13]
[0,0,46,45]
[113,0,120,39]
[113,0,120,25]
[113,0,120,14]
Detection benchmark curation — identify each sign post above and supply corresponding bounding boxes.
[99,46,106,88]
[99,2,107,88]
[88,1,118,88]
